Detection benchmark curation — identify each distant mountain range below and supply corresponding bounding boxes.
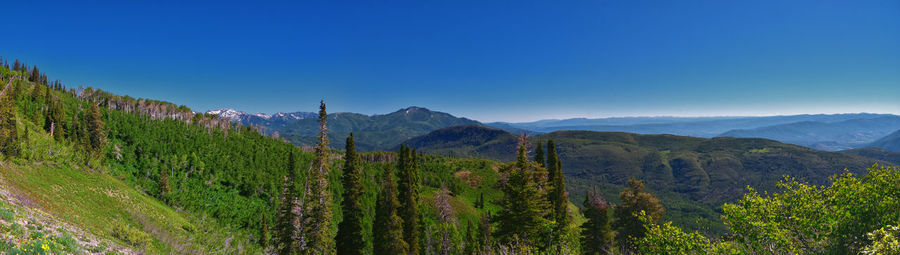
[207,108,900,152]
[402,125,888,234]
[867,129,900,152]
[488,113,900,151]
[208,107,479,151]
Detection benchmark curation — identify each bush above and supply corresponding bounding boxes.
[111,222,152,248]
[0,206,14,221]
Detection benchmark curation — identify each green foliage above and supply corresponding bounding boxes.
[723,164,900,254]
[862,225,900,255]
[637,211,711,255]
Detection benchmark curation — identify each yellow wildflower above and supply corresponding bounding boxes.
[42,243,49,250]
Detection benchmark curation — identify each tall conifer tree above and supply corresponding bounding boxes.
[374,165,409,255]
[277,150,301,255]
[336,133,365,255]
[87,103,107,154]
[0,80,19,157]
[495,135,550,247]
[534,140,544,167]
[397,143,421,254]
[303,100,335,254]
[547,140,569,234]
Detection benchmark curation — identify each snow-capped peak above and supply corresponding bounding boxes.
[206,108,246,121]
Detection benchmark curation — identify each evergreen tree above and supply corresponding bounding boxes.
[87,103,107,154]
[478,212,492,248]
[464,220,477,255]
[45,97,66,141]
[277,151,301,254]
[158,164,171,201]
[0,83,19,157]
[547,140,570,234]
[581,189,613,255]
[374,165,409,255]
[336,133,365,255]
[613,179,665,253]
[495,135,550,248]
[534,140,544,167]
[302,100,335,255]
[397,143,421,254]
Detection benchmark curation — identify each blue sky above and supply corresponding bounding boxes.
[2,0,898,122]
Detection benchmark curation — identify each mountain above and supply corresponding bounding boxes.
[206,108,317,130]
[490,113,899,140]
[405,125,884,234]
[866,129,900,152]
[719,116,900,151]
[221,106,483,151]
[840,147,900,165]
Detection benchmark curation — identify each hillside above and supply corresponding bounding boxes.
[840,147,900,165]
[718,116,900,151]
[406,125,884,234]
[0,64,510,254]
[866,129,900,152]
[277,106,481,151]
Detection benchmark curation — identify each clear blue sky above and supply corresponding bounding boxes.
[2,0,898,122]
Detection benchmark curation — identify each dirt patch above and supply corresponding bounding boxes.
[454,170,482,188]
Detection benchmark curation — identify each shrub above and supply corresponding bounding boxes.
[111,222,152,248]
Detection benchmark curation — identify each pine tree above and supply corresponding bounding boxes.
[302,100,335,254]
[277,150,301,254]
[547,140,569,234]
[397,143,421,254]
[534,140,544,167]
[478,212,492,249]
[374,165,409,255]
[45,97,66,141]
[612,179,664,253]
[87,103,107,154]
[464,220,477,255]
[0,82,19,157]
[336,133,365,255]
[158,164,171,200]
[581,189,613,255]
[495,135,550,248]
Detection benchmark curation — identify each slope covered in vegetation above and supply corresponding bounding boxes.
[407,126,884,235]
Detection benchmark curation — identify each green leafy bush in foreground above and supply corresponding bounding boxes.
[638,164,900,254]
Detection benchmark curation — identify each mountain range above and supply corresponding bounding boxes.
[208,107,900,153]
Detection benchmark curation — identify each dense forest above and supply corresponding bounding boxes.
[1,57,899,254]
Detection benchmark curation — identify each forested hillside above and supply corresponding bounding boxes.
[406,125,885,235]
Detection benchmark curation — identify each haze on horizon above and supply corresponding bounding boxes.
[2,0,898,122]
